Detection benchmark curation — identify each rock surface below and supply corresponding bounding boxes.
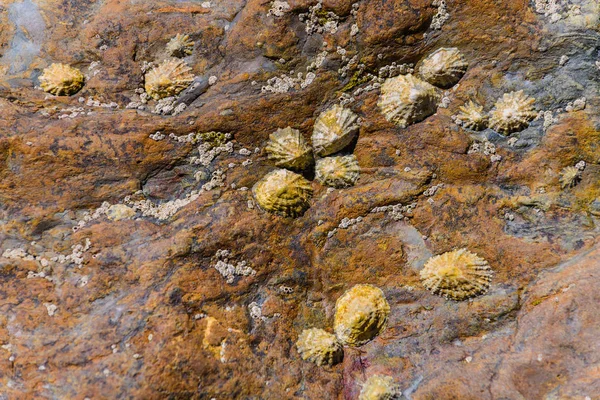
[0,0,599,398]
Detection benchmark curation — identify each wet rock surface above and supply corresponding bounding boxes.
[0,0,599,398]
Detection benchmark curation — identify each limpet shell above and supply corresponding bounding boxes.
[252,169,313,218]
[419,47,468,88]
[39,63,85,96]
[455,100,488,131]
[266,127,314,171]
[312,105,360,156]
[145,58,194,100]
[489,90,537,135]
[315,155,360,188]
[166,34,195,58]
[378,74,440,128]
[333,284,390,346]
[420,248,493,301]
[359,375,402,400]
[295,328,343,366]
[559,166,582,189]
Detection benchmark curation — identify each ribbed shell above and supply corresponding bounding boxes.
[489,90,537,135]
[559,166,581,189]
[39,63,85,96]
[333,284,390,346]
[166,34,195,58]
[296,328,343,366]
[359,375,402,400]
[315,155,360,188]
[266,127,314,171]
[378,74,441,128]
[252,169,313,218]
[312,105,360,156]
[145,58,194,100]
[419,48,468,88]
[420,248,493,301]
[456,100,488,131]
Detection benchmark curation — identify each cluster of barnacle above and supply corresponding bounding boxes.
[296,284,390,366]
[252,105,361,218]
[39,34,196,104]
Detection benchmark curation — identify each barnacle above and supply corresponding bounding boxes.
[420,248,493,301]
[312,105,360,156]
[559,166,582,189]
[333,284,390,346]
[378,74,441,128]
[295,328,343,366]
[359,375,402,400]
[455,100,488,131]
[166,34,195,58]
[39,63,85,96]
[315,155,360,188]
[266,127,314,171]
[252,169,313,218]
[419,47,468,88]
[144,58,194,100]
[489,90,537,135]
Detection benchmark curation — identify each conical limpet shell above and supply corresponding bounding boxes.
[455,100,488,131]
[166,34,195,58]
[489,90,537,135]
[359,375,402,400]
[266,127,314,171]
[144,58,194,100]
[312,105,360,156]
[419,47,468,88]
[39,63,85,96]
[252,169,313,218]
[315,155,360,188]
[559,166,582,189]
[296,328,343,366]
[420,248,493,301]
[378,74,441,128]
[333,284,390,346]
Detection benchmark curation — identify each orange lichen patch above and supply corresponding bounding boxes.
[154,6,210,14]
[420,248,493,301]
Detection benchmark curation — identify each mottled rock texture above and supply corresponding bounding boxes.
[0,0,599,399]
